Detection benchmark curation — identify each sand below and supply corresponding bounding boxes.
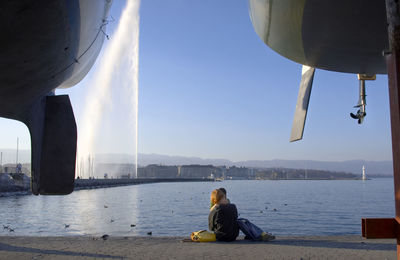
[0,235,396,260]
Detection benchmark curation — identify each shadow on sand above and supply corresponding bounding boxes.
[0,242,123,259]
[222,237,396,251]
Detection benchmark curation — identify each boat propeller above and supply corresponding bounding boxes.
[350,74,375,124]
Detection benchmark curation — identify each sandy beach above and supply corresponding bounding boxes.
[0,235,396,260]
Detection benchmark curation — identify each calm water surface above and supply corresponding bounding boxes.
[0,179,394,237]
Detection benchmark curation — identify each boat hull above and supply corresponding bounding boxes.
[249,0,389,74]
[0,0,111,120]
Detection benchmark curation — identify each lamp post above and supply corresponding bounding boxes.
[16,137,19,165]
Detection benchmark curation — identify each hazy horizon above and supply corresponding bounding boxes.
[0,148,393,164]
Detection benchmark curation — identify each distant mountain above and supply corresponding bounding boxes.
[138,153,232,167]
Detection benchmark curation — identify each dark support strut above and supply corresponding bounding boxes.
[387,0,400,258]
[387,51,400,259]
[23,95,77,195]
[363,1,400,259]
[364,1,400,259]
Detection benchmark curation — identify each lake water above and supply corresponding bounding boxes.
[0,179,395,237]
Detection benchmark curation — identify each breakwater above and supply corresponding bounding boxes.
[0,177,216,195]
[74,178,215,190]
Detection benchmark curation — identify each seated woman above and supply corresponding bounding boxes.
[208,189,239,242]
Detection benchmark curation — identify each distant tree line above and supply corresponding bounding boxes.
[135,164,358,180]
[253,168,357,180]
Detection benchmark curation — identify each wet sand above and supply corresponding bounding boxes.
[0,235,396,260]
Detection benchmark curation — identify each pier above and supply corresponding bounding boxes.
[74,177,215,190]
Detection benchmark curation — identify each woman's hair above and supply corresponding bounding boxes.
[210,189,225,205]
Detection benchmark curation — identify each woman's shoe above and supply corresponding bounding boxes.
[260,232,275,241]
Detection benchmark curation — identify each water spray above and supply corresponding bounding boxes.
[78,0,140,179]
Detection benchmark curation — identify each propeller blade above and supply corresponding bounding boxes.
[350,113,358,119]
[290,65,315,142]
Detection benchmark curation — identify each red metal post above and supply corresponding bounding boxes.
[387,51,400,259]
[386,1,400,258]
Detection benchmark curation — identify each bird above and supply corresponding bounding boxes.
[130,224,136,227]
[110,219,114,223]
[104,205,108,208]
[273,208,277,211]
[284,204,288,206]
[9,228,14,232]
[147,231,152,236]
[3,225,9,229]
[64,224,70,228]
[101,234,109,240]
[260,210,263,213]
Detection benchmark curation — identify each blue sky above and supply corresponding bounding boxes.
[0,0,393,162]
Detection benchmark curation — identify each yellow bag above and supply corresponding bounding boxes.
[191,230,216,242]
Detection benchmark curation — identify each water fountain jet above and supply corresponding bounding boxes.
[77,0,140,179]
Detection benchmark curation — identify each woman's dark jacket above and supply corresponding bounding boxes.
[208,203,239,241]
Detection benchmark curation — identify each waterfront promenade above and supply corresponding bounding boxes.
[0,236,395,259]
